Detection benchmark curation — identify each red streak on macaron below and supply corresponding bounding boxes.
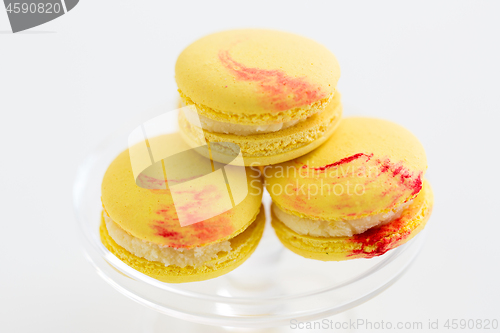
[150,185,235,248]
[304,153,374,171]
[287,184,323,215]
[288,154,423,217]
[299,154,422,197]
[151,204,235,248]
[218,50,326,111]
[151,227,180,239]
[348,216,411,258]
[173,184,223,225]
[136,173,166,189]
[376,158,423,196]
[136,172,202,190]
[189,215,234,244]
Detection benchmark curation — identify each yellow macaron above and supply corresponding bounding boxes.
[264,117,434,260]
[175,29,342,166]
[100,132,265,282]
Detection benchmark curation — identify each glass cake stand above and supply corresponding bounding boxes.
[73,102,428,330]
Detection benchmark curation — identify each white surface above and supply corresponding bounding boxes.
[1,1,499,332]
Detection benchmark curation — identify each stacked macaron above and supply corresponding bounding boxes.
[264,118,434,260]
[176,29,342,166]
[100,133,265,283]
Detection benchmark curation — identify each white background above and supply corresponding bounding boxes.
[1,1,499,332]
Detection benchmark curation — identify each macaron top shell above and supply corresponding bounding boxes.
[264,117,427,221]
[175,29,340,123]
[101,133,263,249]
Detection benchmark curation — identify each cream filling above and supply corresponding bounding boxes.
[182,107,303,135]
[104,214,231,268]
[272,201,413,237]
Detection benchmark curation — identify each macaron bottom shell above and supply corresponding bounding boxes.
[271,180,433,261]
[100,206,266,283]
[178,94,342,166]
